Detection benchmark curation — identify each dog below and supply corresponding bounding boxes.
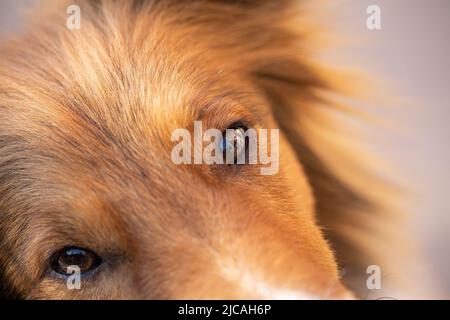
[0,0,408,299]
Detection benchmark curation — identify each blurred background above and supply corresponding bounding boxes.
[0,0,449,298]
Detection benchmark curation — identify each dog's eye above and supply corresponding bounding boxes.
[52,247,102,275]
[219,124,248,164]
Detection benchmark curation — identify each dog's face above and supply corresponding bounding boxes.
[0,0,353,299]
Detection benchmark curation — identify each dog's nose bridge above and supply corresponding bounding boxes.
[214,254,354,300]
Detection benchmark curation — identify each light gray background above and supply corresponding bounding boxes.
[0,0,449,297]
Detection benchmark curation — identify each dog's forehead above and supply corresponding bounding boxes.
[0,0,258,154]
[0,2,264,211]
[0,60,202,199]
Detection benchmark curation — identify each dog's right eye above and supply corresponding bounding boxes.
[51,247,102,275]
[219,123,249,164]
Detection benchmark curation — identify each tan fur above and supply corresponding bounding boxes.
[0,0,404,299]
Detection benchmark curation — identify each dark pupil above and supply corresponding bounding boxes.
[222,127,248,164]
[58,248,93,273]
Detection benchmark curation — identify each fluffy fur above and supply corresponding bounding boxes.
[0,0,408,299]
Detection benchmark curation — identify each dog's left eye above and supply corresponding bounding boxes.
[51,247,102,275]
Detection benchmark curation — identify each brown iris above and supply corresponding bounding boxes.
[52,247,102,275]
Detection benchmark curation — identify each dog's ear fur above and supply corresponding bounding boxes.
[253,61,379,293]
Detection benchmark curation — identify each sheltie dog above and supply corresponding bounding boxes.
[0,0,410,299]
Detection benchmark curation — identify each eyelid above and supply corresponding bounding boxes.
[224,120,251,131]
[195,95,258,131]
[200,111,256,133]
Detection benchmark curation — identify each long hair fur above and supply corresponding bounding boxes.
[0,0,413,298]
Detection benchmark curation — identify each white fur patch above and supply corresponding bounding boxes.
[219,260,320,300]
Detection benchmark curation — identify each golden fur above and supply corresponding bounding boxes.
[0,0,407,299]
